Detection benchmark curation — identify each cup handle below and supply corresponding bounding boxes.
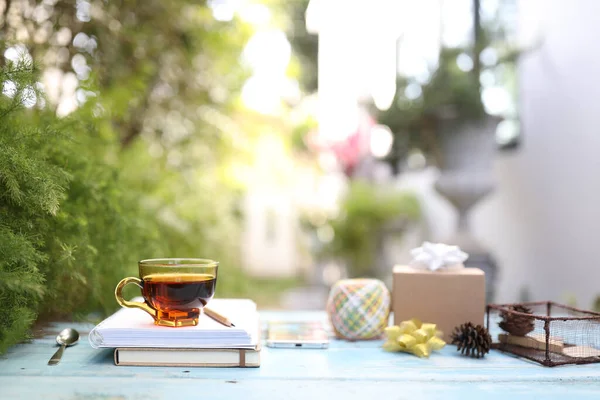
[115,277,156,320]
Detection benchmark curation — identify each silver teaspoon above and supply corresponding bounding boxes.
[48,328,79,365]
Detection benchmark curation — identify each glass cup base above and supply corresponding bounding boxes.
[154,309,200,327]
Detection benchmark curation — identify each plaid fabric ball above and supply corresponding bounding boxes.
[326,278,391,340]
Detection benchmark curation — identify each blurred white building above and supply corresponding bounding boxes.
[394,0,600,309]
[242,0,600,311]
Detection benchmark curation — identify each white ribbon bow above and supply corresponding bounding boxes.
[410,242,469,271]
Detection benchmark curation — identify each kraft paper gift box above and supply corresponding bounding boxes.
[392,243,486,343]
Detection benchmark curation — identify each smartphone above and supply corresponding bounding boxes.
[266,321,329,349]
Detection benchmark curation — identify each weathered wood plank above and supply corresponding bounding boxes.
[2,377,600,400]
[1,311,600,399]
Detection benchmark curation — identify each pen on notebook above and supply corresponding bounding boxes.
[204,307,235,327]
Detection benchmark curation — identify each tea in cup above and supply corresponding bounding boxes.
[115,258,218,327]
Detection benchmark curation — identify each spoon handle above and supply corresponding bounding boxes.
[48,344,66,365]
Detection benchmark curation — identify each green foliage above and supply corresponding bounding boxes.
[0,61,64,352]
[0,0,299,354]
[377,47,489,168]
[376,2,525,168]
[0,57,253,353]
[273,0,318,93]
[113,137,247,299]
[290,115,318,154]
[0,61,153,350]
[304,182,421,278]
[38,127,159,319]
[66,0,254,300]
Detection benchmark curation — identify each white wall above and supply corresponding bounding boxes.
[402,0,600,309]
[497,0,600,308]
[241,188,300,278]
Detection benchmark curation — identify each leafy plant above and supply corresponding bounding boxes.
[0,61,67,352]
[0,57,259,353]
[0,0,309,354]
[376,1,525,168]
[303,182,421,278]
[0,59,159,349]
[377,47,489,168]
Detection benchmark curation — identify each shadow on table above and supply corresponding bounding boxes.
[87,347,114,365]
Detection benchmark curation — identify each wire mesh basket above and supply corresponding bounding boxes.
[486,302,600,367]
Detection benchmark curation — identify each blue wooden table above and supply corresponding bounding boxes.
[2,311,600,400]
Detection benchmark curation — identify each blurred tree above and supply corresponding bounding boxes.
[1,0,251,145]
[377,46,487,169]
[0,59,159,352]
[272,0,317,94]
[301,181,421,279]
[0,61,61,354]
[376,0,524,170]
[0,0,254,277]
[0,0,276,353]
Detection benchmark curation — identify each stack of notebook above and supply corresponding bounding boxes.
[89,298,261,367]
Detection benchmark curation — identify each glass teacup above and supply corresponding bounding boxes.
[115,258,218,327]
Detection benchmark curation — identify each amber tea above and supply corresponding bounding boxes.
[143,273,216,322]
[115,258,219,327]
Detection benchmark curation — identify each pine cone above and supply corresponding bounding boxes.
[450,322,492,358]
[498,305,535,336]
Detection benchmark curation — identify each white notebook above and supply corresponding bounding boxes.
[114,344,261,367]
[89,298,258,349]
